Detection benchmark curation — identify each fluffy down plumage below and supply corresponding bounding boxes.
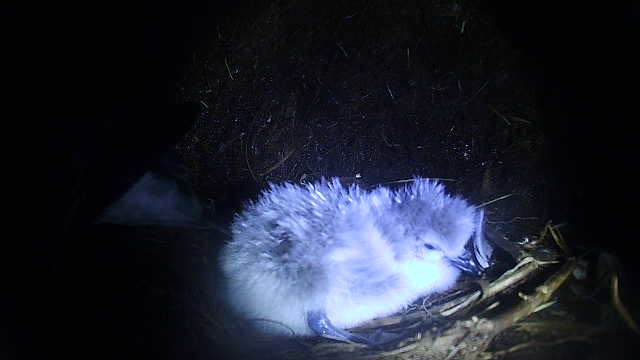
[220,177,488,336]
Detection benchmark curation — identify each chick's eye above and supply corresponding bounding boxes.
[424,243,436,250]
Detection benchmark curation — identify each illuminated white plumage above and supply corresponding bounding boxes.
[220,177,490,339]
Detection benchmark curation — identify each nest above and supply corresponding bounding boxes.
[224,222,633,360]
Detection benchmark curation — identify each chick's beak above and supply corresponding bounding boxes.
[449,251,483,275]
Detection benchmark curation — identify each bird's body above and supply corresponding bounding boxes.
[220,177,491,339]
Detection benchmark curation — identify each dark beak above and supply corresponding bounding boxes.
[449,251,482,275]
[451,209,492,276]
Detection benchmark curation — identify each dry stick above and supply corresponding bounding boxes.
[464,80,490,105]
[547,223,571,257]
[532,300,557,313]
[211,132,245,160]
[259,149,295,177]
[330,257,547,358]
[486,216,539,225]
[323,258,553,359]
[492,258,575,332]
[508,115,532,124]
[439,256,543,317]
[309,259,575,360]
[419,259,575,360]
[611,274,640,335]
[312,342,367,357]
[446,258,577,360]
[489,105,511,126]
[386,83,395,100]
[475,193,514,209]
[351,312,426,330]
[244,141,260,185]
[337,42,349,58]
[224,57,235,80]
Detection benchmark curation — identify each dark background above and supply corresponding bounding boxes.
[40,1,638,359]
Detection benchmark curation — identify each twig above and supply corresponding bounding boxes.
[532,299,557,313]
[380,128,400,148]
[224,57,235,80]
[212,132,244,160]
[548,223,571,256]
[476,193,514,209]
[611,274,640,335]
[489,105,511,126]
[244,141,260,185]
[540,222,571,257]
[508,115,532,124]
[464,80,489,105]
[492,258,576,333]
[386,83,395,100]
[440,257,542,316]
[259,149,295,177]
[337,42,349,58]
[486,216,539,225]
